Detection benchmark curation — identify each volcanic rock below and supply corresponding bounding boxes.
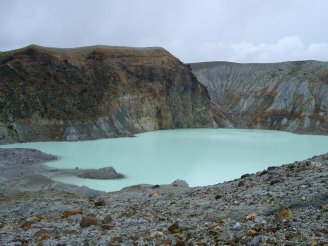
[0,45,213,143]
[80,214,100,228]
[190,61,328,134]
[76,166,124,180]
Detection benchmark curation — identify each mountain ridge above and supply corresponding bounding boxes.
[190,60,328,134]
[1,44,327,143]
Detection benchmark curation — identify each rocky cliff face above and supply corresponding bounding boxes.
[190,61,328,134]
[0,45,213,143]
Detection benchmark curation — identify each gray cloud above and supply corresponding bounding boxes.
[1,0,328,62]
[164,36,328,63]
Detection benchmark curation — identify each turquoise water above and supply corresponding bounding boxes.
[2,129,328,191]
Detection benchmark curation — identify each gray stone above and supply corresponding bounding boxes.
[248,235,263,246]
[232,222,242,230]
[171,179,189,188]
[76,166,124,180]
[102,214,113,224]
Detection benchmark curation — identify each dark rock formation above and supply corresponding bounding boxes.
[76,166,124,180]
[0,45,213,143]
[190,61,328,134]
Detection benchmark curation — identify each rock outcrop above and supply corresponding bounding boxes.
[190,61,328,134]
[0,45,213,143]
[76,166,124,180]
[0,148,57,184]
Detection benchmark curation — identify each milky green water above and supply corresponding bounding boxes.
[2,129,328,191]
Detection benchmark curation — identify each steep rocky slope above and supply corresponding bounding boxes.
[190,61,328,134]
[0,45,213,143]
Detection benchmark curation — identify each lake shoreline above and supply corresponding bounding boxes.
[0,148,188,195]
[0,148,130,197]
[0,147,327,244]
[3,128,328,191]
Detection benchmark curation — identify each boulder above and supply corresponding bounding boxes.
[171,179,189,188]
[80,214,100,228]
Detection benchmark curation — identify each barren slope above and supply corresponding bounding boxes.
[191,61,328,134]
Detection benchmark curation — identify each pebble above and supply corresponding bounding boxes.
[94,200,105,207]
[245,213,256,221]
[310,240,318,246]
[80,214,100,228]
[0,225,12,234]
[238,180,245,187]
[246,229,258,237]
[101,224,115,230]
[160,239,172,245]
[320,205,328,211]
[248,235,262,246]
[276,207,293,223]
[19,216,41,229]
[270,179,281,185]
[176,240,186,246]
[168,223,180,233]
[215,194,223,199]
[241,173,251,179]
[102,214,113,224]
[150,230,164,238]
[149,191,159,197]
[197,239,206,245]
[232,222,242,230]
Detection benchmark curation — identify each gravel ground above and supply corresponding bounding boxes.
[0,148,327,245]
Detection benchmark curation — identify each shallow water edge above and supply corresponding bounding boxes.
[2,128,328,192]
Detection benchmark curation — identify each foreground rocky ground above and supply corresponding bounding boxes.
[0,149,327,245]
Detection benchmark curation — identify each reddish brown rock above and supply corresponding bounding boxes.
[168,223,180,234]
[160,240,173,245]
[94,200,105,207]
[63,209,82,218]
[246,229,258,237]
[80,214,100,228]
[19,216,42,229]
[270,179,281,185]
[101,224,115,230]
[276,207,293,223]
[33,229,53,241]
[245,213,256,221]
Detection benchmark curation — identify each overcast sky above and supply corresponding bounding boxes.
[1,0,328,63]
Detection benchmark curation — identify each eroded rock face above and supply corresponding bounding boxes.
[0,45,213,143]
[191,61,328,134]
